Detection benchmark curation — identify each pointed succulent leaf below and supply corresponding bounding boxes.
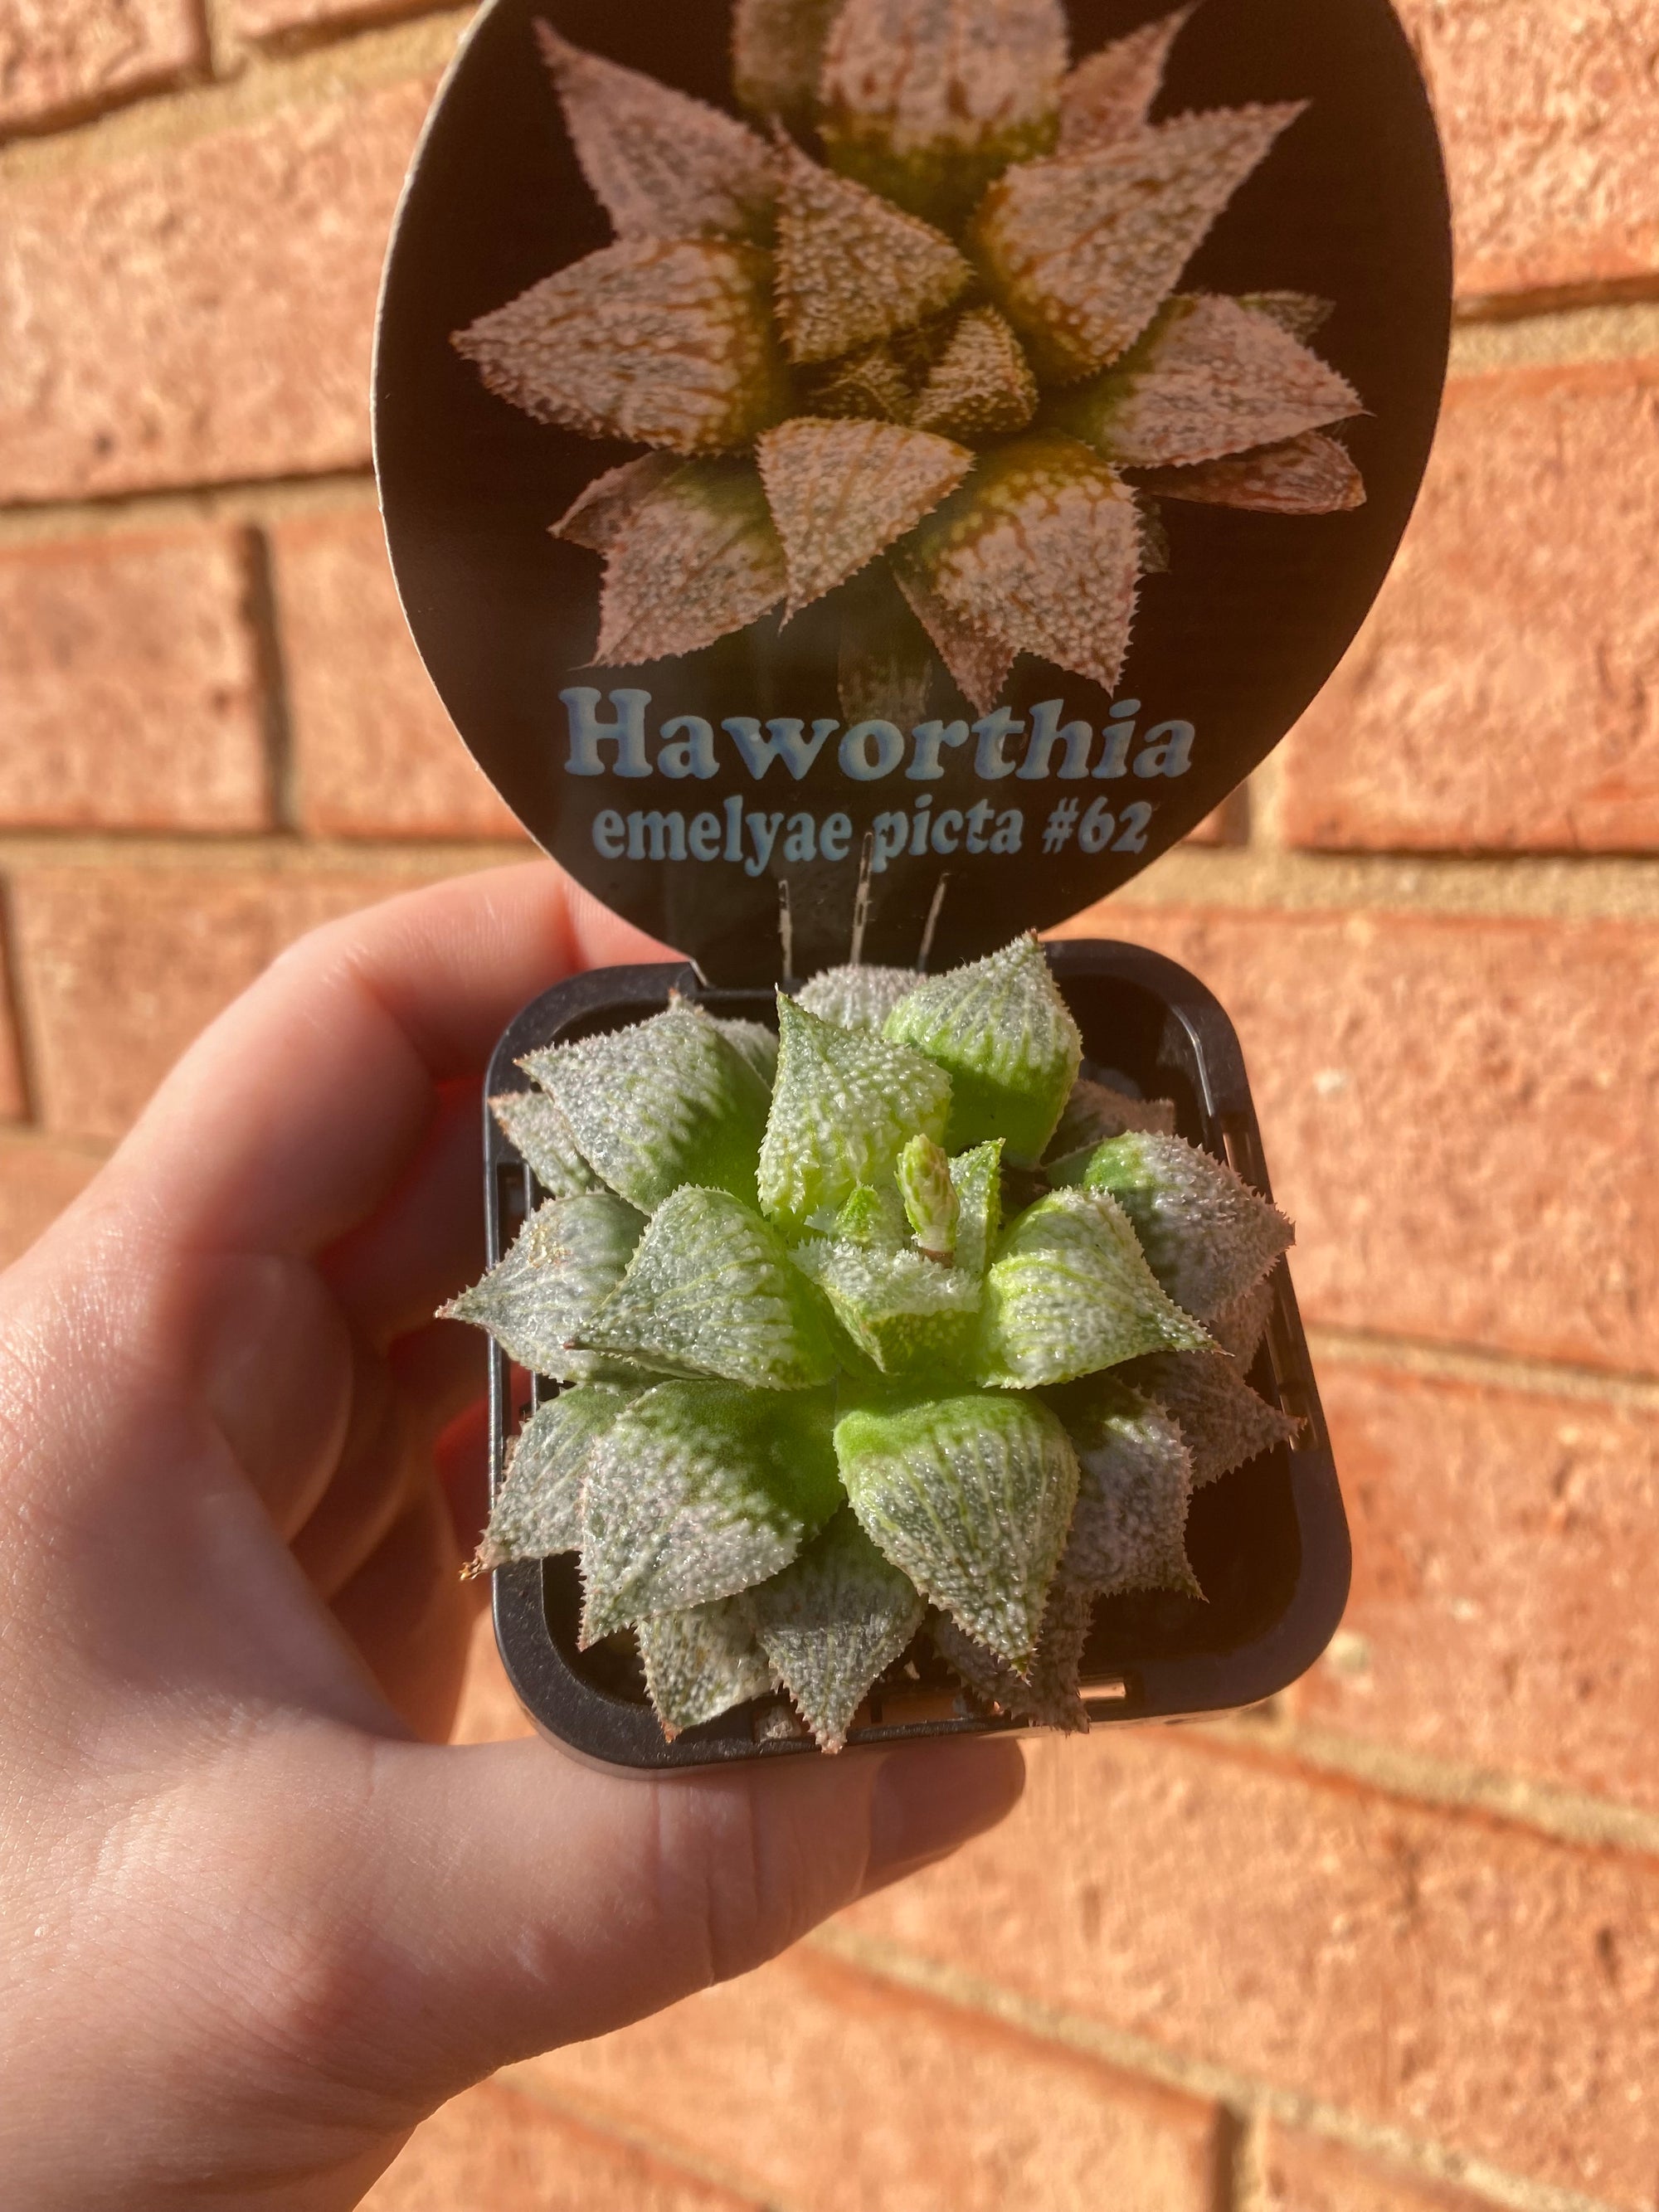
[897,1134,959,1261]
[1052,293,1362,469]
[1143,428,1365,513]
[732,0,843,125]
[581,1381,842,1640]
[889,435,1142,710]
[976,1186,1211,1387]
[637,1597,777,1736]
[973,105,1306,382]
[1203,1271,1276,1366]
[745,1508,926,1750]
[890,555,1016,716]
[828,1179,911,1248]
[1122,1348,1301,1488]
[1075,1130,1294,1315]
[835,1388,1079,1670]
[441,1194,645,1382]
[1058,5,1194,151]
[578,1185,842,1389]
[454,239,790,454]
[521,1004,771,1213]
[793,1235,980,1375]
[586,459,787,665]
[930,1586,1092,1729]
[535,24,778,244]
[473,1382,645,1571]
[490,1090,602,1198]
[759,416,973,616]
[775,142,973,367]
[553,453,682,552]
[712,1015,779,1088]
[910,308,1039,440]
[758,993,951,1232]
[820,0,1068,226]
[1045,1074,1177,1165]
[796,961,921,1033]
[885,931,1081,1162]
[1049,1372,1199,1595]
[949,1139,1004,1278]
[1238,289,1334,343]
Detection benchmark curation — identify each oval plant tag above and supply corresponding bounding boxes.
[375,0,1451,982]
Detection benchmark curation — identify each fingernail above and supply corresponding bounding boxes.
[865,1739,1025,1890]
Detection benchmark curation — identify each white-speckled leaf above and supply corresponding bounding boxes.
[796,963,921,1033]
[775,143,973,366]
[713,1016,780,1088]
[836,1388,1079,1669]
[1143,428,1365,513]
[473,1382,645,1571]
[821,0,1068,226]
[536,24,778,243]
[1049,1372,1199,1596]
[1122,1348,1301,1487]
[828,1179,912,1248]
[949,1139,1004,1278]
[1238,289,1334,343]
[930,1584,1092,1729]
[579,459,787,665]
[637,1597,777,1736]
[522,1004,771,1213]
[889,436,1142,710]
[745,1508,926,1750]
[581,1381,843,1641]
[1045,1075,1177,1166]
[1057,5,1194,151]
[732,0,843,123]
[579,1185,842,1388]
[794,1235,980,1375]
[441,1194,645,1383]
[553,453,683,552]
[758,416,973,615]
[976,1186,1211,1388]
[490,1090,603,1199]
[1203,1271,1276,1365]
[1073,1130,1293,1315]
[454,239,790,453]
[910,308,1039,440]
[759,992,951,1232]
[1053,293,1362,468]
[886,931,1081,1162]
[973,105,1305,382]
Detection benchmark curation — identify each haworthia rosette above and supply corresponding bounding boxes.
[744,1508,926,1752]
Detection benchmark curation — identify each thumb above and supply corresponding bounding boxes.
[328,1729,1023,2096]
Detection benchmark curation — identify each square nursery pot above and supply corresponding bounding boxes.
[484,940,1350,1771]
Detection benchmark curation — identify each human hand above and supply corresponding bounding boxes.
[0,863,1024,2211]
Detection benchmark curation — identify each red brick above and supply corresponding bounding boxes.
[270,509,524,840]
[1262,2125,1493,2212]
[0,1135,104,1268]
[361,2079,758,2212]
[1399,0,1659,300]
[525,1947,1224,2212]
[0,531,271,832]
[0,0,204,134]
[1303,1364,1659,1816]
[8,862,467,1142]
[0,76,435,503]
[1054,903,1659,1373]
[848,1733,1659,2206]
[236,0,435,43]
[1282,365,1659,852]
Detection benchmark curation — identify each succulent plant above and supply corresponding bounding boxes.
[448,935,1298,1748]
[451,0,1365,715]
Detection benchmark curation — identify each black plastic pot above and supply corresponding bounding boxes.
[483,938,1349,1770]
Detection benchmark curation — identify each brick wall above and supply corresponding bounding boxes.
[2,5,1657,2208]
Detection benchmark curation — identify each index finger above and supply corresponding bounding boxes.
[97,861,676,1260]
